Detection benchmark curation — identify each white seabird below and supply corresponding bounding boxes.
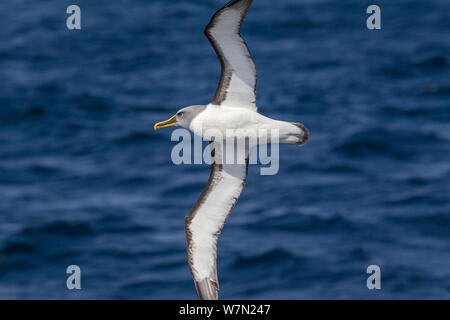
[154,0,309,300]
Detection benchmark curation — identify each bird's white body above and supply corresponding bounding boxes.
[190,104,304,145]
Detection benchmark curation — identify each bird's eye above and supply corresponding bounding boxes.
[177,112,184,117]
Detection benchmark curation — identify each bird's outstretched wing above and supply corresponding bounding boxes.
[205,0,257,110]
[185,141,249,300]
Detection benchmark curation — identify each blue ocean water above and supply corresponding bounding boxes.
[0,0,449,299]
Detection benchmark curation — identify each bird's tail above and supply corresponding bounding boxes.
[276,121,309,146]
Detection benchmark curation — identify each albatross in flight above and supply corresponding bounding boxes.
[154,0,309,300]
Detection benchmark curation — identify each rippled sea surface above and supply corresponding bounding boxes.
[0,0,449,299]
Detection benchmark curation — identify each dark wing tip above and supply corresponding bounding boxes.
[204,0,254,35]
[194,278,219,300]
[224,0,253,9]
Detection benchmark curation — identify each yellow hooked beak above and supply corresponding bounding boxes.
[154,114,177,130]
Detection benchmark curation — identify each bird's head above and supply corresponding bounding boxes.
[154,105,206,131]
